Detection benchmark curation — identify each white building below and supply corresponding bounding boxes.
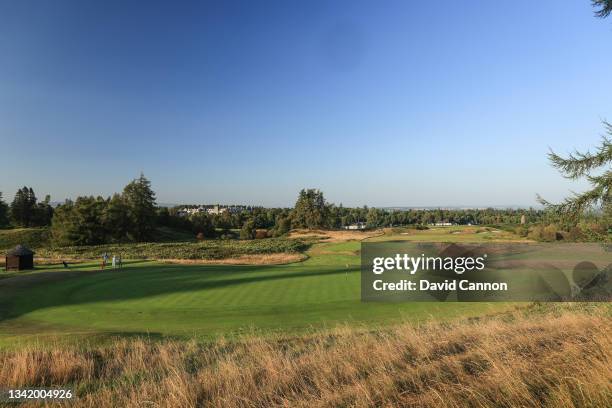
[207,205,227,215]
[344,222,366,230]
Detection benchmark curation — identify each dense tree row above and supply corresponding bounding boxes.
[0,192,9,228]
[1,180,555,246]
[50,174,157,246]
[0,187,54,228]
[5,181,603,246]
[285,188,546,230]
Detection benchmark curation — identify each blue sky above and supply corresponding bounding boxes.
[1,0,611,207]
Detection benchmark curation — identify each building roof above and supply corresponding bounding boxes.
[6,245,35,256]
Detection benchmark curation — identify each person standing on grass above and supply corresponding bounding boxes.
[112,255,116,269]
[118,254,123,269]
[102,252,109,270]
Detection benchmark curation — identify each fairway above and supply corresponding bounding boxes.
[0,237,512,345]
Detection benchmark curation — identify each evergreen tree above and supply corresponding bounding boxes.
[102,194,132,242]
[51,197,107,246]
[122,173,157,241]
[191,213,216,238]
[538,122,611,220]
[366,207,384,227]
[0,192,9,227]
[9,188,53,227]
[240,219,256,239]
[593,0,612,18]
[291,189,330,229]
[49,200,78,246]
[273,216,291,236]
[10,186,37,226]
[32,194,53,226]
[156,207,171,226]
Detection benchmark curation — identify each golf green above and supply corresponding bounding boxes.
[0,240,510,344]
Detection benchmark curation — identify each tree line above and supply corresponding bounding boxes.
[50,174,158,246]
[288,189,546,229]
[1,145,607,247]
[0,187,53,228]
[1,180,553,247]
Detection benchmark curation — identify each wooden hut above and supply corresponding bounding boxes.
[5,245,34,271]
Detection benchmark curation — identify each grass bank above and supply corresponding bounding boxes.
[33,238,309,261]
[0,227,50,251]
[1,303,609,407]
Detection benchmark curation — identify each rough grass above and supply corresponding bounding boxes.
[159,253,307,265]
[33,238,309,261]
[372,226,528,243]
[289,229,383,242]
[0,303,609,407]
[0,227,194,253]
[0,227,50,251]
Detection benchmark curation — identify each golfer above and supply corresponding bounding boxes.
[102,252,109,270]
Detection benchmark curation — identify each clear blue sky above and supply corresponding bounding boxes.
[1,0,611,207]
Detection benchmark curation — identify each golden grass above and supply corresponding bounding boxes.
[1,303,610,407]
[289,229,383,243]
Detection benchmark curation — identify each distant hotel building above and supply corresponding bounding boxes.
[176,205,226,217]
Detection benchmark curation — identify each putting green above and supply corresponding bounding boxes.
[0,240,511,344]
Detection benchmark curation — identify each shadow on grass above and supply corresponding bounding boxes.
[0,262,357,321]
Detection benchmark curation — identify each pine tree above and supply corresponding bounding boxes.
[538,122,611,219]
[537,3,612,224]
[0,192,9,227]
[50,197,107,246]
[291,189,330,229]
[122,173,157,241]
[32,194,53,226]
[593,0,612,18]
[10,186,37,226]
[102,194,132,242]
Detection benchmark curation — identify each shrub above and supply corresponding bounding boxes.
[514,226,529,237]
[543,224,561,241]
[240,220,256,240]
[255,229,269,239]
[273,217,291,236]
[528,224,566,241]
[528,225,544,241]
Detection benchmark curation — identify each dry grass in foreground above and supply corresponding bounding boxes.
[1,303,610,407]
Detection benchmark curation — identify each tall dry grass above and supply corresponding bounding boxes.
[1,303,610,407]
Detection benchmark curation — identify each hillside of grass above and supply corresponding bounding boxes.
[33,237,309,260]
[0,226,197,250]
[1,226,295,261]
[1,303,609,407]
[0,227,50,251]
[373,225,528,242]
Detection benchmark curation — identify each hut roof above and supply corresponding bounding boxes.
[6,245,35,256]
